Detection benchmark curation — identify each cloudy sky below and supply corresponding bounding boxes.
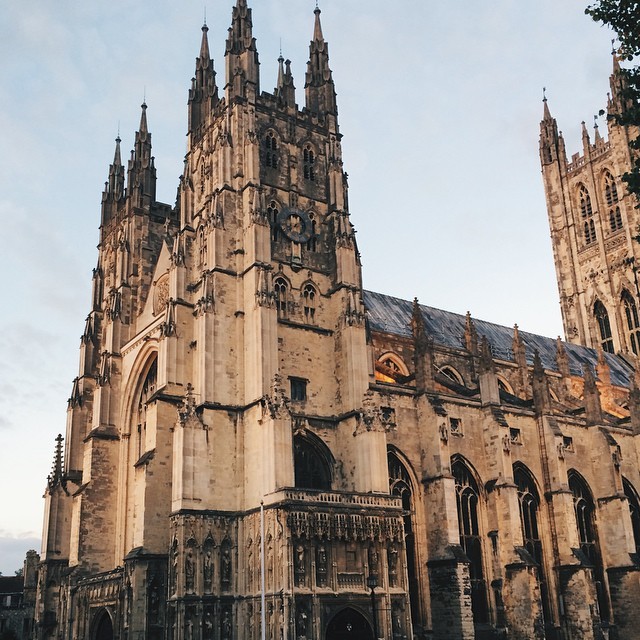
[0,1,616,573]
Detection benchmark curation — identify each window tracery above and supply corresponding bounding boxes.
[135,357,157,460]
[569,471,609,621]
[514,465,551,623]
[265,131,279,170]
[388,450,419,624]
[623,478,640,555]
[302,284,317,324]
[293,434,331,491]
[452,458,488,624]
[579,184,596,245]
[437,365,464,385]
[622,290,640,355]
[594,300,614,353]
[274,277,288,318]
[303,145,316,181]
[267,201,280,242]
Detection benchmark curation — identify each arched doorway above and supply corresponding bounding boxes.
[93,608,114,640]
[326,608,373,640]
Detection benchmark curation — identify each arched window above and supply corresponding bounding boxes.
[303,145,316,181]
[594,301,614,353]
[568,471,609,621]
[265,131,279,170]
[514,466,551,624]
[388,450,420,626]
[135,357,157,460]
[496,376,514,395]
[306,213,317,252]
[452,458,488,624]
[623,478,640,555]
[293,434,332,491]
[375,353,409,383]
[603,171,619,206]
[437,365,464,386]
[622,290,640,355]
[198,228,207,266]
[579,185,596,245]
[267,201,280,242]
[609,206,623,232]
[302,284,317,324]
[274,277,288,318]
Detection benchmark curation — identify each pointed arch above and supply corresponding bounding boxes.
[451,456,489,624]
[603,169,619,206]
[91,608,114,640]
[436,365,464,386]
[387,448,421,627]
[623,477,640,554]
[301,281,318,324]
[303,143,316,181]
[594,300,614,353]
[267,199,281,242]
[568,470,610,621]
[375,352,410,383]
[273,275,290,318]
[496,375,514,395]
[622,290,640,355]
[293,431,333,491]
[578,184,596,244]
[513,463,551,624]
[263,129,280,170]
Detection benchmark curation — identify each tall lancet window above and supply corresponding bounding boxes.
[623,478,640,555]
[579,184,596,245]
[303,145,316,181]
[265,131,279,169]
[135,357,157,460]
[514,465,550,624]
[452,458,488,624]
[622,290,640,355]
[569,471,610,622]
[388,450,420,627]
[594,301,614,353]
[274,277,288,319]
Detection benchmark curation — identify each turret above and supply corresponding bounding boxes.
[126,102,157,209]
[225,0,260,101]
[100,136,124,231]
[305,6,337,116]
[275,54,296,108]
[539,93,566,166]
[189,23,219,137]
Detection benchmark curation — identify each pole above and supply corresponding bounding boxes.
[261,500,266,640]
[370,584,379,640]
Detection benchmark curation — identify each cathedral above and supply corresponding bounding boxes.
[34,2,640,640]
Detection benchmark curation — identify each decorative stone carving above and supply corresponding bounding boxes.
[153,274,170,316]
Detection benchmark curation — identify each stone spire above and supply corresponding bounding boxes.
[101,135,125,229]
[608,49,630,117]
[127,102,157,208]
[411,298,434,392]
[464,311,479,355]
[305,6,337,116]
[539,91,566,166]
[531,351,551,415]
[47,434,64,489]
[478,336,500,406]
[189,23,219,136]
[583,365,603,425]
[581,120,591,156]
[275,54,296,108]
[225,0,260,100]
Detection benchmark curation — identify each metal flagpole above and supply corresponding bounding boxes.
[261,500,266,640]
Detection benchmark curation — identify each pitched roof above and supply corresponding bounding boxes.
[364,290,634,388]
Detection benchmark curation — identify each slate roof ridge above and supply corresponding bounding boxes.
[363,289,634,388]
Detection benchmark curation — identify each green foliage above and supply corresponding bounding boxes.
[586,1,640,202]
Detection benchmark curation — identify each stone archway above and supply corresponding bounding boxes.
[326,607,373,640]
[93,608,114,640]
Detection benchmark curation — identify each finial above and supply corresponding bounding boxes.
[594,114,599,129]
[117,120,120,139]
[542,86,547,102]
[611,38,616,55]
[204,6,207,26]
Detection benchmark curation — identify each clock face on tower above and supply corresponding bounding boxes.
[276,207,313,243]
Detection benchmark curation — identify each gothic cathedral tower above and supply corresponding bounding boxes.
[35,3,410,640]
[540,54,640,354]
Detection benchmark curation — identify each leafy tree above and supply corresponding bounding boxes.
[586,1,640,200]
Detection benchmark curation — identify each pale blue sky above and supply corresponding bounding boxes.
[0,1,616,573]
